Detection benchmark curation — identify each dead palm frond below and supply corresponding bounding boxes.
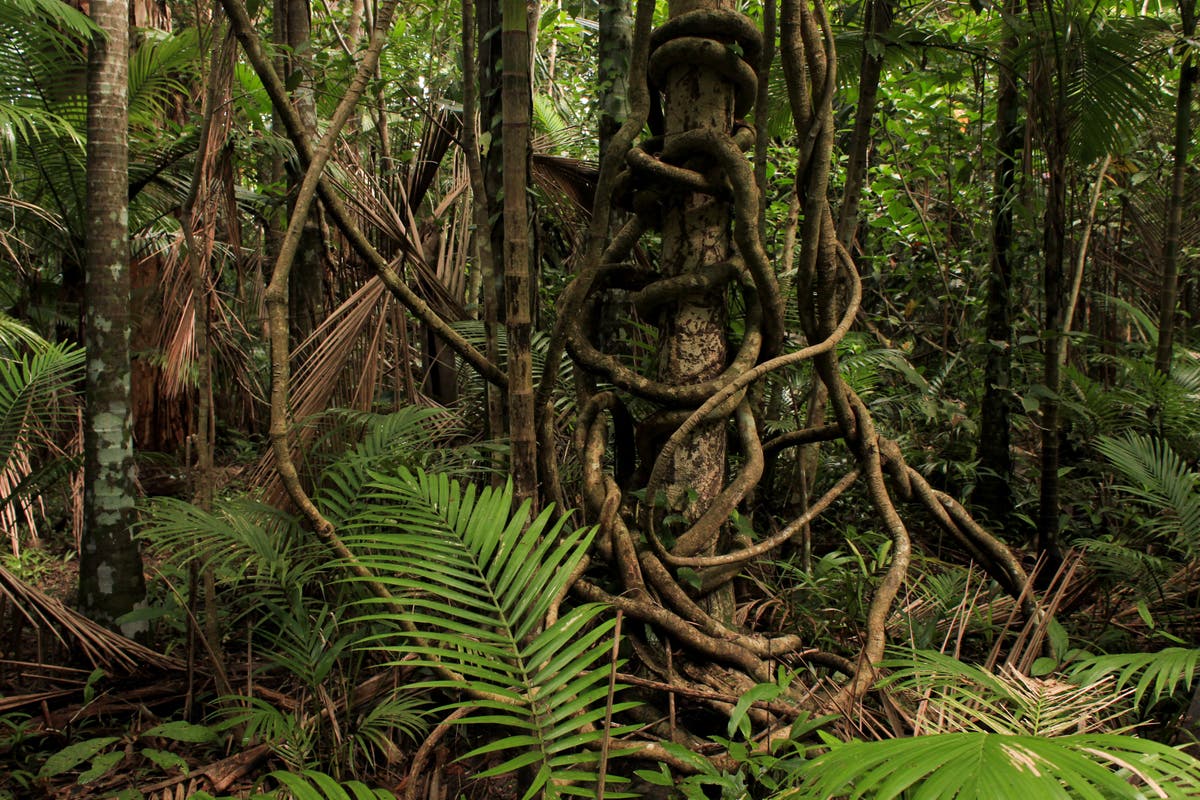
[880,647,1132,737]
[0,563,181,672]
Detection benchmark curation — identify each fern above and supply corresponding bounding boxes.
[311,406,469,525]
[1075,537,1171,591]
[345,469,635,800]
[138,498,321,600]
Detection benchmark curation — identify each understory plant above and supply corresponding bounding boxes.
[345,468,636,800]
[779,647,1200,798]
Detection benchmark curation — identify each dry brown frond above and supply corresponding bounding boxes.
[0,563,182,672]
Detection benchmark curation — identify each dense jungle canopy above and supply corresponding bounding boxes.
[2,0,1200,797]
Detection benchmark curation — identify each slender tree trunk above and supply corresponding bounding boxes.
[79,0,147,635]
[276,0,324,350]
[836,0,891,251]
[1154,0,1197,375]
[503,0,538,504]
[975,0,1021,528]
[598,0,633,159]
[1034,69,1068,573]
[478,0,508,454]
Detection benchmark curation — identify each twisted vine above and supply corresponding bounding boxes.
[550,0,1033,739]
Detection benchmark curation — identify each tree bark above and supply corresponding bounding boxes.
[275,0,325,351]
[502,0,538,504]
[1031,30,1068,573]
[598,0,633,159]
[79,0,147,635]
[1154,0,1197,375]
[658,0,736,619]
[975,0,1021,529]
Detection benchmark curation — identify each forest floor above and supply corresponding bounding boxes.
[0,548,525,800]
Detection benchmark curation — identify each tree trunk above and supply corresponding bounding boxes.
[79,0,147,635]
[975,0,1021,529]
[503,0,538,504]
[836,0,891,251]
[1033,56,1068,574]
[478,0,509,456]
[598,0,633,158]
[276,0,324,350]
[1154,0,1197,375]
[657,0,737,619]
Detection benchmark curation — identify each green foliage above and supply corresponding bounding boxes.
[35,719,223,787]
[310,406,490,524]
[877,649,1125,737]
[189,770,397,800]
[0,321,83,551]
[780,730,1200,799]
[140,413,453,777]
[346,468,636,799]
[1095,432,1200,559]
[1072,647,1200,710]
[260,771,396,800]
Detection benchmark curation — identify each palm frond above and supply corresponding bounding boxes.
[0,0,95,38]
[127,28,199,129]
[346,469,635,799]
[879,649,1127,737]
[1075,537,1173,590]
[1072,647,1200,710]
[0,339,83,552]
[137,497,322,603]
[1095,433,1200,557]
[781,731,1200,799]
[312,406,477,526]
[259,770,396,800]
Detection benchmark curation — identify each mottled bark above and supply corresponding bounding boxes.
[658,0,736,620]
[598,0,633,158]
[79,0,147,636]
[1154,0,1197,375]
[975,0,1021,529]
[503,0,538,504]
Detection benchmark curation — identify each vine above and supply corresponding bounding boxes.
[556,0,1033,738]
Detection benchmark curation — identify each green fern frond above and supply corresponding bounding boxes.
[137,498,321,598]
[311,406,461,525]
[1095,433,1200,556]
[879,649,1126,737]
[781,731,1200,800]
[1072,648,1200,710]
[345,469,634,799]
[0,0,95,37]
[532,93,573,153]
[247,770,396,800]
[127,28,198,128]
[1075,537,1172,589]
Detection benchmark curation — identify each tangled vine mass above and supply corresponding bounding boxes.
[545,0,1033,732]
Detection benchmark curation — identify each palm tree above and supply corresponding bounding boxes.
[78,0,146,634]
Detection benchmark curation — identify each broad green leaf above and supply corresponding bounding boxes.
[39,736,120,778]
[142,720,219,744]
[77,751,124,784]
